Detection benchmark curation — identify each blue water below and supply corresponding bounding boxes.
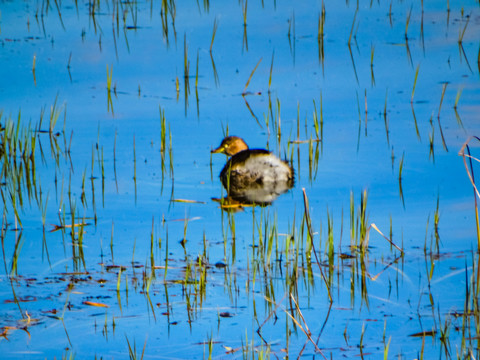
[1,0,480,358]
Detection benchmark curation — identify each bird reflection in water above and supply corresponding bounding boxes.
[211,136,294,208]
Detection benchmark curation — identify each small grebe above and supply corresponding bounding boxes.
[211,136,294,204]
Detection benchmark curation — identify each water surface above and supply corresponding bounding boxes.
[1,0,480,358]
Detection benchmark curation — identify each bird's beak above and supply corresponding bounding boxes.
[211,145,225,154]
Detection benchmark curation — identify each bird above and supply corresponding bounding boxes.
[211,136,294,205]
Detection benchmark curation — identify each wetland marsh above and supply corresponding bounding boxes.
[1,0,480,358]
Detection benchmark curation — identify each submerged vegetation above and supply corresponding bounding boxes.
[0,0,480,359]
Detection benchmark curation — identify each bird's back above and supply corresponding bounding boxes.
[220,149,293,188]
